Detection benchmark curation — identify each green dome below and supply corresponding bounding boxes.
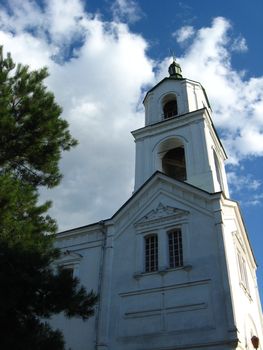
[168,60,183,79]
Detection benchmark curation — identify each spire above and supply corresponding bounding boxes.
[168,59,183,79]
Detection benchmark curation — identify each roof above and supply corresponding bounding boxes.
[143,77,185,104]
[56,172,256,266]
[143,76,212,110]
[58,171,221,235]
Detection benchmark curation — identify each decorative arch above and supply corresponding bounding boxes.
[245,315,260,350]
[162,93,178,119]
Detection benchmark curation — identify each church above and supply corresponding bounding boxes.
[52,61,263,350]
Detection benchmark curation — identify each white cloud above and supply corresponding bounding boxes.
[1,3,263,227]
[227,171,263,206]
[45,0,85,40]
[165,17,263,164]
[227,172,261,192]
[0,0,45,34]
[0,31,54,70]
[0,0,154,230]
[231,36,248,52]
[173,26,195,43]
[242,193,263,207]
[111,0,142,23]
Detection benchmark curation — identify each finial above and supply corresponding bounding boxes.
[169,48,176,62]
[168,51,183,79]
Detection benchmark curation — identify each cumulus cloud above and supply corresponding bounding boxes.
[0,0,153,230]
[168,17,263,165]
[225,169,262,207]
[227,172,261,192]
[173,25,195,43]
[169,17,263,205]
[231,36,248,52]
[111,0,142,23]
[1,3,263,228]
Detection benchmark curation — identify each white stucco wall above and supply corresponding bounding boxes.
[52,176,263,350]
[133,78,229,197]
[220,202,263,350]
[51,226,104,350]
[51,72,263,350]
[95,176,241,350]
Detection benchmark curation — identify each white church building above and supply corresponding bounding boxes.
[52,61,263,350]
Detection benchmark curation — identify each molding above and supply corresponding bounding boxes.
[55,250,83,266]
[133,265,193,279]
[57,240,103,251]
[118,337,238,349]
[132,108,206,139]
[119,279,211,297]
[134,203,189,230]
[124,302,207,320]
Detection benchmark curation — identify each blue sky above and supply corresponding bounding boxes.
[0,0,262,301]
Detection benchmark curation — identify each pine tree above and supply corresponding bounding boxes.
[0,47,77,187]
[0,47,97,350]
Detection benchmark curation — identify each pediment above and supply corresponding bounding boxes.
[134,203,189,229]
[56,250,83,266]
[110,172,214,238]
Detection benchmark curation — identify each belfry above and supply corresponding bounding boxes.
[133,60,229,196]
[52,61,263,350]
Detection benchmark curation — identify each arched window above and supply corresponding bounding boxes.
[237,249,250,292]
[163,99,178,119]
[145,234,158,272]
[168,229,183,268]
[162,147,186,181]
[213,149,223,191]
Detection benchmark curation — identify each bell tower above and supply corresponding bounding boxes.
[132,60,229,197]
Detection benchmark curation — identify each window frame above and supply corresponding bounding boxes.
[237,249,250,292]
[61,264,75,278]
[167,228,183,269]
[144,234,159,273]
[55,250,82,279]
[134,206,189,278]
[161,93,178,120]
[233,231,252,297]
[163,99,178,119]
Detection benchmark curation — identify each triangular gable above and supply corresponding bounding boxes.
[108,172,221,238]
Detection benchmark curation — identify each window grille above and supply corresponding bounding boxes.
[168,229,183,268]
[145,235,158,272]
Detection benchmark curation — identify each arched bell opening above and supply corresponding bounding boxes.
[162,94,178,119]
[156,138,187,182]
[162,147,186,181]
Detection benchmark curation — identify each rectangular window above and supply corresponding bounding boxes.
[62,266,74,278]
[168,229,183,268]
[237,251,249,291]
[145,235,158,272]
